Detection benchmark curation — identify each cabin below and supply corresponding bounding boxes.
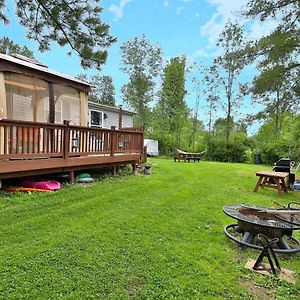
[88,102,135,129]
[0,53,144,183]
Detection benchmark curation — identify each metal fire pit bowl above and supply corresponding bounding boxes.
[223,204,300,253]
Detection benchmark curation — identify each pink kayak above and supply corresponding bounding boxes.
[21,180,61,191]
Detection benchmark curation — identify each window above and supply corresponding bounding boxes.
[4,73,81,125]
[4,72,49,122]
[53,85,80,125]
[89,109,103,127]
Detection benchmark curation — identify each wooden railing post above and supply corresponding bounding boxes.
[63,120,70,159]
[110,126,116,157]
[140,128,144,154]
[118,106,123,129]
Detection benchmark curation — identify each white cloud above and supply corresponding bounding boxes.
[247,19,278,40]
[195,0,277,58]
[200,0,248,44]
[192,47,222,59]
[163,0,169,7]
[176,6,184,15]
[108,0,132,21]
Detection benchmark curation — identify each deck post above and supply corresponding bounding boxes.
[140,128,144,154]
[118,106,123,129]
[63,120,70,159]
[69,171,75,183]
[132,162,137,174]
[110,126,116,157]
[112,165,118,176]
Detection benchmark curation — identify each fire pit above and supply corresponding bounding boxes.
[224,204,300,253]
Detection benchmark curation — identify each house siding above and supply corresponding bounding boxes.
[0,72,5,155]
[122,114,133,128]
[88,102,134,129]
[103,110,119,128]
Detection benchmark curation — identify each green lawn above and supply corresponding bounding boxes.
[0,158,300,299]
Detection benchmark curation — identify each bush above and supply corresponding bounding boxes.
[258,141,291,165]
[207,140,250,163]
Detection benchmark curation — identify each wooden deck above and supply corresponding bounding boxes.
[0,119,144,181]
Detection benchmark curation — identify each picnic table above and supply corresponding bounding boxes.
[174,149,206,162]
[254,170,289,197]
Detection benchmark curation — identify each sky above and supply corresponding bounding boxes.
[0,0,277,133]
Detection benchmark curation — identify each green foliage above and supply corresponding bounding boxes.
[207,139,249,163]
[249,62,299,141]
[1,159,300,298]
[120,35,162,78]
[77,74,116,106]
[245,148,254,164]
[254,113,300,164]
[120,35,162,128]
[0,1,116,69]
[210,21,247,145]
[155,56,189,149]
[205,117,253,163]
[122,73,153,127]
[235,1,300,161]
[151,132,174,156]
[243,0,300,96]
[258,141,291,165]
[0,36,35,58]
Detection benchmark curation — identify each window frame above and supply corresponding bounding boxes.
[89,109,103,128]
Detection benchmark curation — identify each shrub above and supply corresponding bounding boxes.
[258,141,291,165]
[207,140,250,163]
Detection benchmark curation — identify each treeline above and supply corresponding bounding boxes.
[117,0,300,164]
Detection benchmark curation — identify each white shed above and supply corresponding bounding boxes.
[144,139,159,156]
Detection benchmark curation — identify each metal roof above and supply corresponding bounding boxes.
[0,53,91,88]
[88,101,136,115]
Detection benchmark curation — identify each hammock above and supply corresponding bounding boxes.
[175,149,206,156]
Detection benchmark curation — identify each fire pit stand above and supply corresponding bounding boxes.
[253,234,281,275]
[223,204,300,254]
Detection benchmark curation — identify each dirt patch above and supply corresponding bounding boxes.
[125,276,146,297]
[238,278,274,300]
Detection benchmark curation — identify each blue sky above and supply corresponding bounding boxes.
[0,0,276,133]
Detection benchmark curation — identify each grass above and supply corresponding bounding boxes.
[0,158,300,299]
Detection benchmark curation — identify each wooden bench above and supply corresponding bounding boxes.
[254,170,289,197]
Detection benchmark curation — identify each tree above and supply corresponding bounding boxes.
[190,78,202,151]
[243,0,300,96]
[189,67,209,152]
[211,21,247,146]
[122,73,153,127]
[0,36,35,58]
[239,1,300,158]
[249,71,300,140]
[77,74,115,106]
[0,1,116,69]
[201,65,221,156]
[120,35,163,128]
[156,56,188,148]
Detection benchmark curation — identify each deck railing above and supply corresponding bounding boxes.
[0,119,144,160]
